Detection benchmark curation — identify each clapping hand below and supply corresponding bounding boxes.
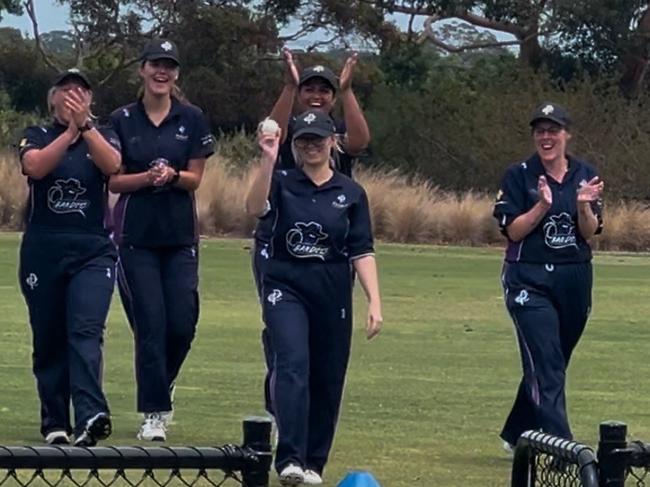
[339,52,359,92]
[63,88,91,129]
[282,47,300,86]
[577,176,604,203]
[538,175,552,208]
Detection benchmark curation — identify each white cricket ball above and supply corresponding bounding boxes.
[260,118,280,135]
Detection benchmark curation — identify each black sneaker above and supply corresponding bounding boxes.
[74,412,111,447]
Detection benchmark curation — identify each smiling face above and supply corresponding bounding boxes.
[293,134,335,168]
[139,59,179,97]
[532,120,571,164]
[297,78,335,113]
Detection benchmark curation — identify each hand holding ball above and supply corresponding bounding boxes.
[259,118,280,136]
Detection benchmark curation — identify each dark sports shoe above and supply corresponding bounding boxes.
[74,412,111,447]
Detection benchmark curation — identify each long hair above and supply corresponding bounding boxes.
[137,61,188,103]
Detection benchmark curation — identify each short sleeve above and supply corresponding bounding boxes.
[99,127,122,152]
[190,109,215,159]
[493,165,527,236]
[347,187,374,259]
[18,126,45,159]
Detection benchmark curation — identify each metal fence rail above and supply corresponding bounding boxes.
[0,417,272,487]
[511,422,650,487]
[511,430,598,487]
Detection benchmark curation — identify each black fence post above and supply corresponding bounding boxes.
[598,421,627,487]
[511,439,533,487]
[241,416,273,487]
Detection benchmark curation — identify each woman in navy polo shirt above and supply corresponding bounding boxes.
[18,69,121,446]
[109,39,214,442]
[494,102,604,451]
[254,49,371,419]
[246,109,382,486]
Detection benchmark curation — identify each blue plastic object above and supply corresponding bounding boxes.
[337,471,382,487]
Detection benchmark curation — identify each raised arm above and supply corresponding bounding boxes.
[269,48,300,145]
[339,53,370,155]
[246,131,280,216]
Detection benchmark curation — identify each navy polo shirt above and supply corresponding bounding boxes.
[493,153,603,264]
[18,122,121,235]
[256,116,357,245]
[110,98,215,247]
[263,168,374,263]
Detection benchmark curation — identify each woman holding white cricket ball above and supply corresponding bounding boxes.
[251,48,372,430]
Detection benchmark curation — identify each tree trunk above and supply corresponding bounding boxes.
[619,6,650,99]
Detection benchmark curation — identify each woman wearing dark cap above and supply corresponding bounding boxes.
[109,39,215,442]
[494,102,604,451]
[246,109,382,486]
[253,48,371,422]
[18,68,121,446]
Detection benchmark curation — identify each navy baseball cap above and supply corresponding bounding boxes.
[140,39,180,65]
[292,110,336,139]
[299,65,338,91]
[52,68,91,89]
[530,102,571,128]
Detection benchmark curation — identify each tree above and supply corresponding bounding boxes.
[0,0,21,20]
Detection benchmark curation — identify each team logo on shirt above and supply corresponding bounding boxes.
[286,221,329,260]
[175,125,189,141]
[47,178,90,217]
[332,194,349,209]
[543,213,578,249]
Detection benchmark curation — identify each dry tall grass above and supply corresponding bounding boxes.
[2,151,650,251]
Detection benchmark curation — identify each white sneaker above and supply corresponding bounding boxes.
[137,412,167,441]
[303,469,323,485]
[278,464,304,486]
[45,430,70,445]
[503,440,515,456]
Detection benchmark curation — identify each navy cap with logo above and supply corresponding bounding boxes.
[292,110,336,140]
[299,65,338,92]
[52,68,91,89]
[140,39,180,65]
[530,102,571,128]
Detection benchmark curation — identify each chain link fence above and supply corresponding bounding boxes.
[0,418,272,487]
[511,422,650,487]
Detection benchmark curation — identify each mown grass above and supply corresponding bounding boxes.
[0,235,649,486]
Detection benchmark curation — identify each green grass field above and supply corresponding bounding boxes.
[0,234,649,486]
